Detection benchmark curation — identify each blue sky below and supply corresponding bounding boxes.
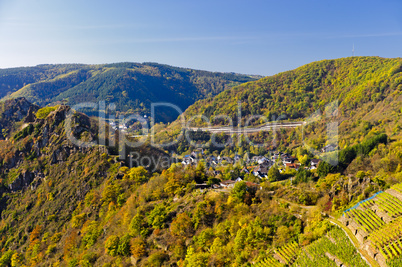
[0,0,401,75]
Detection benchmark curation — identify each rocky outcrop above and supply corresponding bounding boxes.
[0,98,39,139]
[24,106,36,123]
[2,98,38,121]
[8,170,44,192]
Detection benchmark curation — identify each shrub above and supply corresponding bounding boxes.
[71,213,86,228]
[82,221,102,248]
[46,244,57,255]
[117,234,131,256]
[130,237,146,258]
[0,250,14,267]
[147,204,168,230]
[13,124,34,141]
[105,235,120,256]
[35,106,58,119]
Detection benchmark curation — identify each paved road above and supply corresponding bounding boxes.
[187,121,305,134]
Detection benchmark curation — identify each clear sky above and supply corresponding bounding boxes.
[0,0,401,75]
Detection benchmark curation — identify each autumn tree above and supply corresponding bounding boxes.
[170,212,194,238]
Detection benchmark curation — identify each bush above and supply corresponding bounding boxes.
[130,237,146,258]
[146,251,168,266]
[79,252,98,267]
[117,234,131,256]
[71,213,86,228]
[82,221,102,248]
[147,204,168,230]
[0,250,14,267]
[267,166,281,182]
[105,235,120,256]
[13,124,33,141]
[46,244,57,255]
[35,106,58,119]
[129,213,149,237]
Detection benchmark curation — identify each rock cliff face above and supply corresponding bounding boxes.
[0,98,167,197]
[0,98,101,194]
[0,98,39,139]
[8,170,44,192]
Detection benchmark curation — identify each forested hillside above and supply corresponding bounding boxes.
[0,57,402,266]
[0,98,370,266]
[183,56,402,123]
[155,57,402,155]
[0,63,259,122]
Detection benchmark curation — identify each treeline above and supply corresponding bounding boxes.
[1,63,258,123]
[318,133,388,176]
[183,57,402,125]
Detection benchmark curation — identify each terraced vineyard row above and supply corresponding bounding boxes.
[360,198,376,209]
[391,183,402,194]
[360,192,402,218]
[380,240,402,261]
[341,184,402,265]
[368,217,402,261]
[345,208,384,233]
[254,256,283,267]
[275,241,299,265]
[376,193,402,218]
[292,227,369,267]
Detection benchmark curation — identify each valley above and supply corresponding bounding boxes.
[0,57,400,266]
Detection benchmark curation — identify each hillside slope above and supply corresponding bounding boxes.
[183,57,402,124]
[0,61,401,266]
[155,57,402,152]
[0,63,260,122]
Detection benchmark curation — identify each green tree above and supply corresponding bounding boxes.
[267,165,281,182]
[231,181,247,202]
[185,246,209,267]
[147,203,168,229]
[126,166,149,184]
[105,235,120,256]
[82,221,102,248]
[117,234,131,256]
[129,213,149,237]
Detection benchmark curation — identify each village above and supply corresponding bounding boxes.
[180,149,324,190]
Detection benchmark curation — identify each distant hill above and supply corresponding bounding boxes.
[0,63,261,122]
[155,57,402,152]
[182,57,402,125]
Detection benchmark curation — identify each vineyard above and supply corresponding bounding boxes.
[275,242,299,265]
[292,227,369,267]
[361,192,402,218]
[340,183,402,266]
[391,184,402,194]
[254,227,368,267]
[344,208,384,233]
[253,256,284,267]
[255,184,402,267]
[368,217,402,261]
